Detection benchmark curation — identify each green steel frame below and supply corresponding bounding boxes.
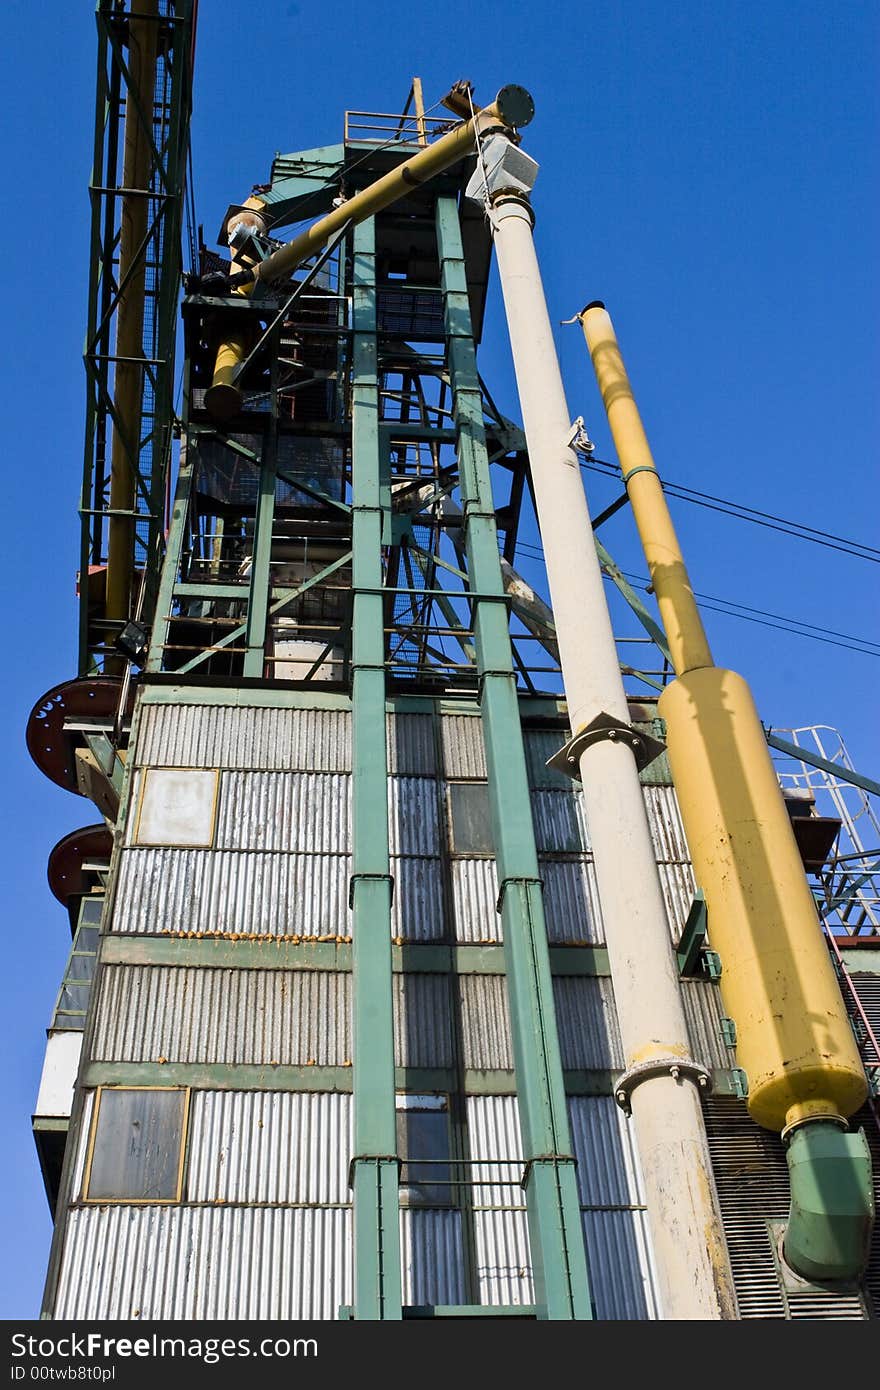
[79,0,195,673]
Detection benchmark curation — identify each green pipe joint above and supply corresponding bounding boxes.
[783,1120,875,1282]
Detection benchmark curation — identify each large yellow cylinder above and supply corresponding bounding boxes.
[659,667,867,1132]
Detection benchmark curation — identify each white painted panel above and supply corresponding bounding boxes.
[134,769,218,848]
[34,1032,82,1118]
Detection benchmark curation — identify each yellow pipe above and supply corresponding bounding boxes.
[206,88,528,419]
[581,303,713,675]
[203,198,266,421]
[578,302,867,1134]
[105,0,158,636]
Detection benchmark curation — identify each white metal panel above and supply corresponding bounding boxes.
[583,1210,659,1320]
[459,975,513,1071]
[473,1209,534,1306]
[133,769,218,848]
[393,974,453,1068]
[113,848,350,938]
[530,789,590,853]
[451,858,499,943]
[136,703,352,771]
[656,860,697,943]
[390,857,445,942]
[553,976,624,1069]
[400,1210,466,1306]
[642,785,691,862]
[387,713,435,775]
[34,1032,83,1118]
[467,1096,526,1208]
[567,1096,647,1207]
[540,858,604,944]
[388,777,440,856]
[54,1206,352,1319]
[440,713,487,778]
[215,772,351,853]
[92,966,351,1066]
[186,1091,351,1204]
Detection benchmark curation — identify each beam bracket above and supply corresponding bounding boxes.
[349,872,395,910]
[547,711,666,779]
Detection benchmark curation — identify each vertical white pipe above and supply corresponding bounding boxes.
[488,194,737,1320]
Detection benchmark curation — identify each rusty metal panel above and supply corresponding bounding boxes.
[136,703,352,771]
[440,713,487,779]
[113,848,350,938]
[459,975,513,1071]
[680,980,731,1070]
[92,966,351,1066]
[387,713,436,775]
[215,772,351,853]
[553,976,624,1069]
[186,1091,351,1204]
[393,974,453,1068]
[391,857,445,942]
[467,1096,526,1208]
[540,857,604,944]
[656,860,697,943]
[530,789,590,853]
[388,776,440,856]
[54,1206,352,1319]
[451,859,499,944]
[642,785,691,862]
[400,1210,465,1306]
[473,1209,534,1306]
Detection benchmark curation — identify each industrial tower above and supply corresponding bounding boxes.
[28,1,880,1320]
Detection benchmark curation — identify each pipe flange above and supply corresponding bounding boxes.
[780,1111,848,1146]
[547,710,667,780]
[614,1056,712,1116]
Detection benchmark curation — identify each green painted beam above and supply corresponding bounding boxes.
[349,216,401,1321]
[764,731,880,798]
[437,196,592,1322]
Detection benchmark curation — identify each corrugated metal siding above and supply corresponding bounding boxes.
[113,848,350,937]
[391,857,445,942]
[400,1210,465,1306]
[473,1209,534,1305]
[583,1211,659,1320]
[393,974,453,1068]
[186,1092,351,1204]
[387,713,435,775]
[388,777,439,856]
[851,974,880,1036]
[459,975,513,1071]
[467,1096,526,1208]
[567,1096,646,1207]
[451,859,499,943]
[554,976,624,1069]
[642,786,690,862]
[215,772,351,852]
[540,858,603,944]
[92,966,351,1065]
[680,980,730,1070]
[530,789,589,854]
[55,1206,352,1319]
[440,714,486,778]
[523,728,573,791]
[656,860,697,943]
[137,704,352,771]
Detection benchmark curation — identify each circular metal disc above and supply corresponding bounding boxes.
[495,85,535,129]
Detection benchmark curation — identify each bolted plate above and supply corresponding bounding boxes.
[495,85,535,129]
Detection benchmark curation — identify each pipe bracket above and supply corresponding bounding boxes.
[614,1056,712,1116]
[547,711,666,779]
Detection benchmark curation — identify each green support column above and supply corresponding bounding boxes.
[437,196,593,1320]
[243,419,277,678]
[146,429,194,672]
[349,217,402,1320]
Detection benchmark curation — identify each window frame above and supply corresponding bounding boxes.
[82,1085,191,1205]
[395,1092,454,1209]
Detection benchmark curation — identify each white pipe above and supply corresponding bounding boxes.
[486,192,737,1320]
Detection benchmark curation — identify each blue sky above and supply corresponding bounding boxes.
[2,0,877,1318]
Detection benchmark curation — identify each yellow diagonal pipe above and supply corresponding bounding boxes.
[579,301,871,1279]
[206,87,530,419]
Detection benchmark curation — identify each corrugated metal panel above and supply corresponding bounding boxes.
[642,785,690,862]
[114,848,350,937]
[400,1210,465,1306]
[69,1091,95,1198]
[467,1096,526,1208]
[215,772,351,852]
[680,980,730,1070]
[656,860,697,943]
[440,713,487,778]
[451,859,499,944]
[54,1206,352,1319]
[387,713,435,775]
[92,966,351,1066]
[540,858,603,944]
[851,974,880,1035]
[523,728,572,791]
[391,857,445,942]
[553,976,624,1069]
[583,1211,659,1320]
[459,975,513,1071]
[393,974,453,1068]
[530,789,589,854]
[137,704,352,771]
[567,1096,646,1207]
[388,777,440,856]
[186,1092,351,1204]
[473,1209,534,1305]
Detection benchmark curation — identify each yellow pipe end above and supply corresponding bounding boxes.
[205,333,248,421]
